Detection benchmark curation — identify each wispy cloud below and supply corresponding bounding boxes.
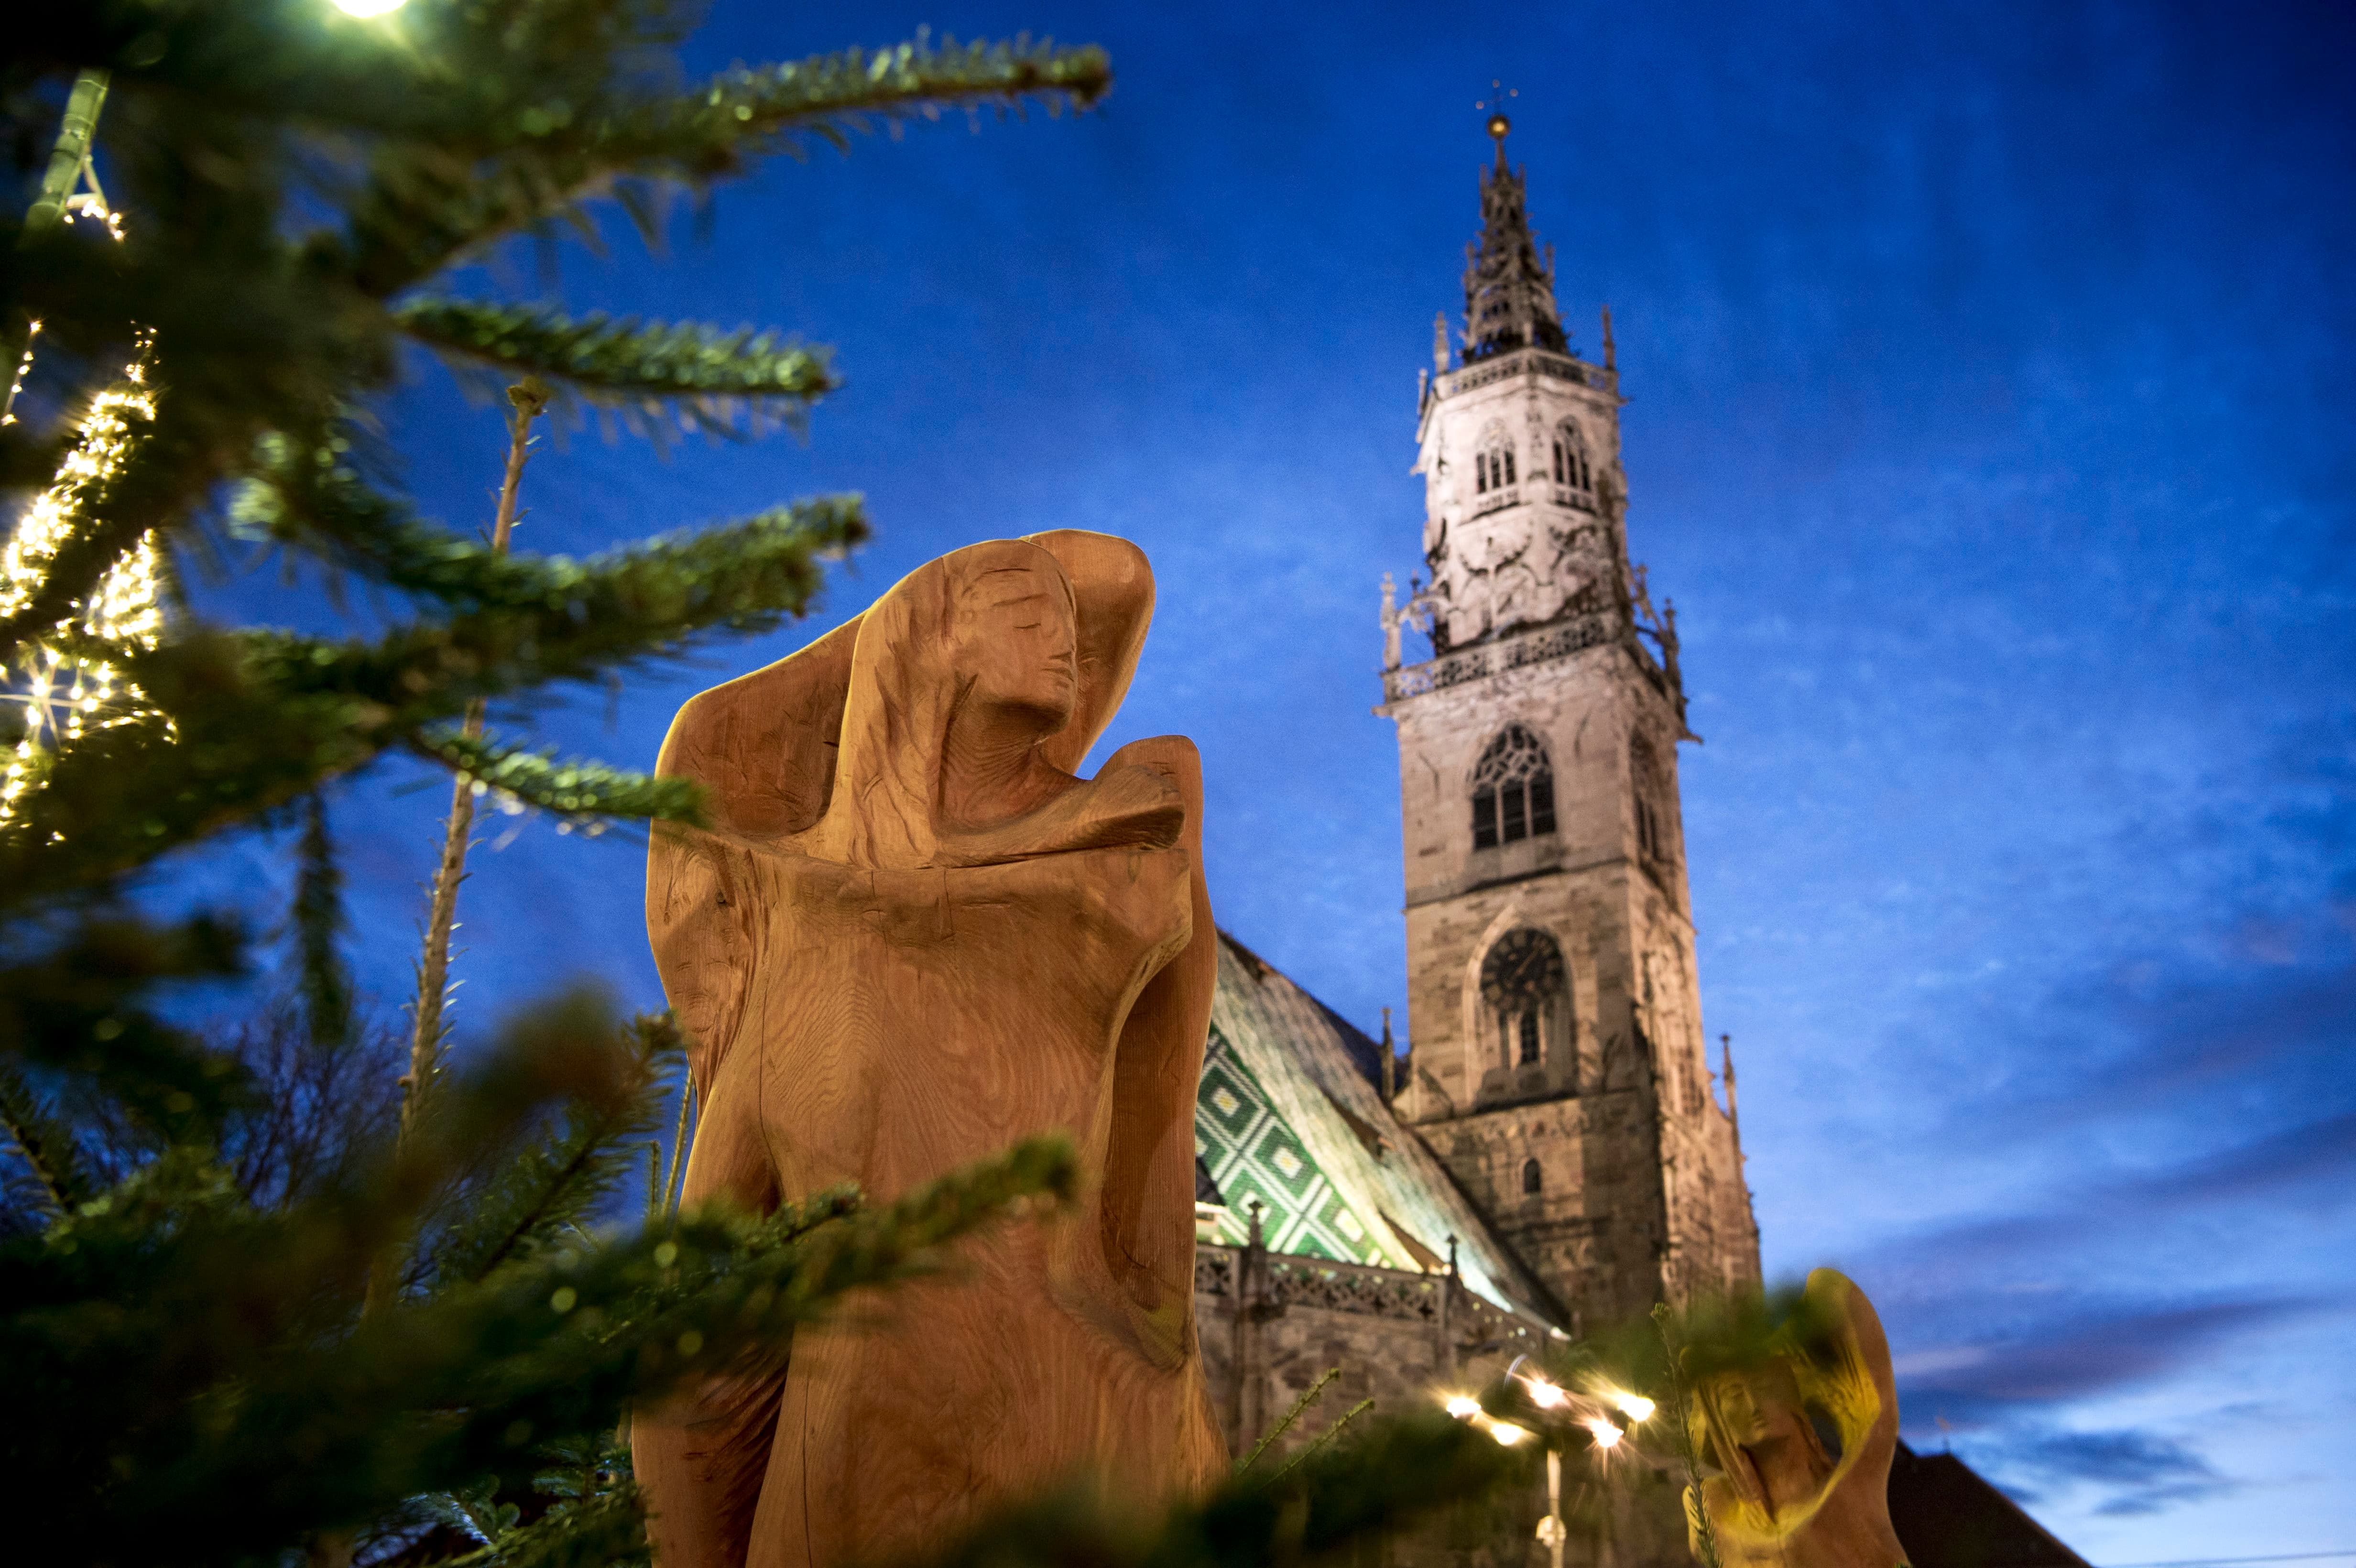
[1866,1100,2356,1283]
[1986,1428,2237,1518]
[1897,1296,2330,1414]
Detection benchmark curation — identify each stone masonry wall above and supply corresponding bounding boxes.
[1194,1242,1554,1568]
[1381,632,1753,1325]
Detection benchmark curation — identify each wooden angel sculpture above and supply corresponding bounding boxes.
[633,533,1227,1568]
[1684,1269,1910,1568]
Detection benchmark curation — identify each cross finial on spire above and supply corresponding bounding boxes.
[1459,84,1565,362]
[1475,79,1518,167]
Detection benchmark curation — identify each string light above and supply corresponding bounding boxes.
[0,97,165,834]
[58,160,124,242]
[1,322,39,427]
[0,335,168,829]
[61,193,125,242]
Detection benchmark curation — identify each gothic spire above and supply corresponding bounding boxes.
[1461,113,1568,361]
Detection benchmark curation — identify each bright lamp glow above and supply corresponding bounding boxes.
[333,0,407,16]
[1584,1416,1622,1450]
[1444,1395,1482,1420]
[1608,1390,1657,1422]
[1489,1421,1529,1447]
[1525,1377,1568,1409]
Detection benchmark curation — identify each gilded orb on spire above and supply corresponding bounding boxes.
[1476,79,1518,162]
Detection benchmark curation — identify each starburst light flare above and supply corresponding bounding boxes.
[1606,1389,1656,1423]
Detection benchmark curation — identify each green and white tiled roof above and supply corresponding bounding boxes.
[1199,1025,1388,1262]
[1194,931,1558,1327]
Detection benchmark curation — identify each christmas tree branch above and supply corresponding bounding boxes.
[0,913,248,1137]
[1269,1397,1375,1484]
[423,1013,683,1289]
[1,12,1121,1563]
[389,379,551,1267]
[394,299,837,436]
[430,1481,649,1568]
[54,1135,1076,1559]
[1236,1365,1339,1475]
[344,36,1112,290]
[0,490,860,904]
[620,35,1117,165]
[0,1056,92,1219]
[232,443,866,621]
[410,732,708,827]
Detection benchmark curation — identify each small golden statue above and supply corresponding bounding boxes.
[1683,1269,1910,1568]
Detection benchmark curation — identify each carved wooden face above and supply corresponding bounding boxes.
[952,559,1080,736]
[1706,1363,1811,1447]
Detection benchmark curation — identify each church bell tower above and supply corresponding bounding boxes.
[1378,115,1760,1332]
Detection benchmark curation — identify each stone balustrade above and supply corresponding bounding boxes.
[1195,1242,1552,1357]
[1381,612,1622,703]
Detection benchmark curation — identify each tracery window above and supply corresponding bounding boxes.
[1480,926,1568,1076]
[1474,424,1516,496]
[1551,421,1593,492]
[1471,724,1556,850]
[1522,1158,1544,1195]
[1491,1003,1542,1067]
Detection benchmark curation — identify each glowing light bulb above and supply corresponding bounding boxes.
[1525,1378,1567,1409]
[333,0,407,15]
[2,338,167,831]
[1490,1421,1529,1447]
[1445,1395,1482,1420]
[1608,1390,1656,1422]
[1584,1417,1622,1451]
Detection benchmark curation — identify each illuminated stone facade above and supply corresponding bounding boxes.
[1383,131,1760,1330]
[1182,127,1760,1567]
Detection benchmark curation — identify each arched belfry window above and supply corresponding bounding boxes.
[1474,423,1516,496]
[1551,421,1593,493]
[1471,724,1556,850]
[1481,927,1567,1075]
[1522,1158,1544,1195]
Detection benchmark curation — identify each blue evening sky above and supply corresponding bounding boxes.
[173,0,2352,1558]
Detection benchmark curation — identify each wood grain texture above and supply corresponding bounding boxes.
[636,535,1226,1568]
